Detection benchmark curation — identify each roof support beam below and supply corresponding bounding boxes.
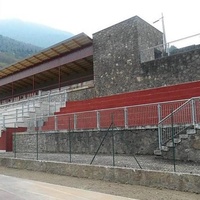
[0,45,93,87]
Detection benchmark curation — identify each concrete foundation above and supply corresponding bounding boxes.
[0,157,199,194]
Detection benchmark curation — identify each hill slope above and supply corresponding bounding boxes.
[0,19,74,48]
[0,35,42,68]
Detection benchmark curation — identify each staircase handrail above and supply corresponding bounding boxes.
[158,97,194,125]
[158,97,200,149]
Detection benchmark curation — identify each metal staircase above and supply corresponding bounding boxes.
[154,97,200,156]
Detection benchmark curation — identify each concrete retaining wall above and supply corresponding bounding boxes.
[14,129,158,155]
[13,129,200,162]
[0,157,199,194]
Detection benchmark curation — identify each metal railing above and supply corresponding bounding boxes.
[0,90,67,129]
[26,99,188,132]
[158,97,200,149]
[140,33,200,63]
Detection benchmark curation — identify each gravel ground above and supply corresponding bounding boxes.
[0,152,200,175]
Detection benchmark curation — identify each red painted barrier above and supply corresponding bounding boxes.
[0,127,27,151]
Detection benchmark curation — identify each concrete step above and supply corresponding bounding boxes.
[195,125,200,129]
[179,134,188,139]
[166,142,173,147]
[3,123,17,128]
[154,149,162,155]
[16,122,27,127]
[174,138,181,143]
[187,129,196,134]
[161,146,169,151]
[166,138,181,147]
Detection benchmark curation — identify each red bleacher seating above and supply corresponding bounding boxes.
[57,81,200,114]
[42,81,200,131]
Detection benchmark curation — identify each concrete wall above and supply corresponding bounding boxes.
[14,128,200,163]
[92,15,200,98]
[140,48,200,90]
[93,16,162,97]
[93,43,200,98]
[137,17,163,63]
[0,157,199,194]
[67,87,95,101]
[14,129,158,155]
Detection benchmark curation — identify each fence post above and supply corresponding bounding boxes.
[22,103,24,117]
[16,109,18,122]
[54,115,58,131]
[64,90,67,102]
[111,114,115,167]
[191,98,196,126]
[54,101,57,113]
[3,115,5,129]
[74,114,77,130]
[97,111,100,130]
[68,117,72,163]
[36,120,39,160]
[124,107,128,129]
[48,92,51,115]
[171,109,176,172]
[27,99,30,112]
[14,123,17,158]
[157,104,162,149]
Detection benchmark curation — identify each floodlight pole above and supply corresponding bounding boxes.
[153,13,167,53]
[161,13,167,53]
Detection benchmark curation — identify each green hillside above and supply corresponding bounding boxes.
[0,35,42,69]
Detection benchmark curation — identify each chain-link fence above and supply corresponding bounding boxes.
[0,114,199,175]
[1,97,200,174]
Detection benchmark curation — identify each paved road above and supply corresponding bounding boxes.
[0,175,137,200]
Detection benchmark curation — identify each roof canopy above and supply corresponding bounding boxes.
[0,33,93,99]
[0,33,93,79]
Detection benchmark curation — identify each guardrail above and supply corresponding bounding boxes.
[0,90,67,129]
[140,33,200,63]
[158,97,200,149]
[26,99,188,132]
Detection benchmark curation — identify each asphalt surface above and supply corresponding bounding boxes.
[0,175,137,200]
[0,166,199,200]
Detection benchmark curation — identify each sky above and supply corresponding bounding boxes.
[0,0,200,44]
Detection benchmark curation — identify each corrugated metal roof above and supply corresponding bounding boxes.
[0,33,93,79]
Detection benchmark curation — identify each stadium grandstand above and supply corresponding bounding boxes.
[0,15,200,162]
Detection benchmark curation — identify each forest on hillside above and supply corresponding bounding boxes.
[0,35,42,68]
